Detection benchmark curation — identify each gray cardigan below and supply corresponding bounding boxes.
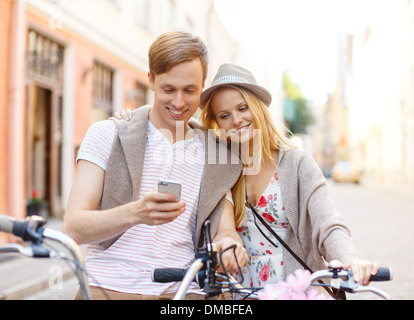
[276,147,359,277]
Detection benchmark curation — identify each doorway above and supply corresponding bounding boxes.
[26,85,63,218]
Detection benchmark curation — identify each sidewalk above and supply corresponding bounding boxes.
[0,219,78,300]
[358,177,414,205]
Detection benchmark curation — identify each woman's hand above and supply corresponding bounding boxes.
[213,200,248,274]
[215,237,247,274]
[345,260,379,286]
[112,108,133,121]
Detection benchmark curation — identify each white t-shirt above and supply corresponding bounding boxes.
[77,119,206,295]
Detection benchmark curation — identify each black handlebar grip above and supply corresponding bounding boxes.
[151,268,187,283]
[369,267,393,282]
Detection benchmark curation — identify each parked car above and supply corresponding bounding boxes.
[331,161,362,184]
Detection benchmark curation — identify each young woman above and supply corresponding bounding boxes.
[198,64,379,293]
[116,63,379,297]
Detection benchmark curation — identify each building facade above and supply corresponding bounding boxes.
[347,0,414,186]
[0,0,238,244]
[308,0,414,187]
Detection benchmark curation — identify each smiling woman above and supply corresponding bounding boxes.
[211,88,255,145]
[198,62,381,298]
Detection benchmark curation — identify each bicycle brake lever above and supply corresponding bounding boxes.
[0,243,51,258]
[352,286,390,300]
[339,270,390,300]
[339,269,359,293]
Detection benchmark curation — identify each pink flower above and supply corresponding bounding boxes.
[259,265,270,282]
[306,289,330,300]
[290,291,307,300]
[286,269,311,293]
[257,196,267,208]
[258,284,275,300]
[259,282,291,300]
[262,212,275,223]
[259,269,331,300]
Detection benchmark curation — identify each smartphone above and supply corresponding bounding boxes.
[158,180,181,202]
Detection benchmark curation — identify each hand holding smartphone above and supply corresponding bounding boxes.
[158,180,181,202]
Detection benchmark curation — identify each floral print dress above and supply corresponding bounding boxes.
[236,170,289,291]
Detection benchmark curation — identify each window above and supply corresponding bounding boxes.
[26,29,64,82]
[93,61,114,122]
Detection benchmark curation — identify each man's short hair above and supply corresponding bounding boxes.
[148,31,209,84]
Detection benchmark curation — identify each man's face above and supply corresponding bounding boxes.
[149,59,204,133]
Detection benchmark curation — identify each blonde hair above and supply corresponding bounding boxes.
[148,31,209,83]
[200,85,295,226]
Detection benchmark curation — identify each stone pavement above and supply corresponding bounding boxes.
[0,219,79,300]
[327,177,414,300]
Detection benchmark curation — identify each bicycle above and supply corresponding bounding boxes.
[0,214,92,300]
[152,221,393,300]
[0,215,393,301]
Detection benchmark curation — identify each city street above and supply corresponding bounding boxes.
[2,0,414,305]
[23,179,414,300]
[327,179,414,300]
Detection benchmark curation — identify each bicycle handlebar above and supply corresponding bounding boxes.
[0,214,92,300]
[369,268,393,282]
[0,214,46,242]
[153,263,393,300]
[152,268,189,283]
[310,267,393,283]
[154,266,392,284]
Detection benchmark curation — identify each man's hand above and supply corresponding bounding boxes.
[64,160,186,245]
[134,189,186,225]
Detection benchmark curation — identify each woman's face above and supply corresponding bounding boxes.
[210,88,256,145]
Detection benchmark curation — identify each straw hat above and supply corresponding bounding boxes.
[200,63,272,109]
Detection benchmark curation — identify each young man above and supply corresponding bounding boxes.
[63,31,246,300]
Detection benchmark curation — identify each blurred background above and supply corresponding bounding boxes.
[0,0,413,300]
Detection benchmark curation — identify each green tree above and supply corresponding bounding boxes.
[282,73,315,135]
